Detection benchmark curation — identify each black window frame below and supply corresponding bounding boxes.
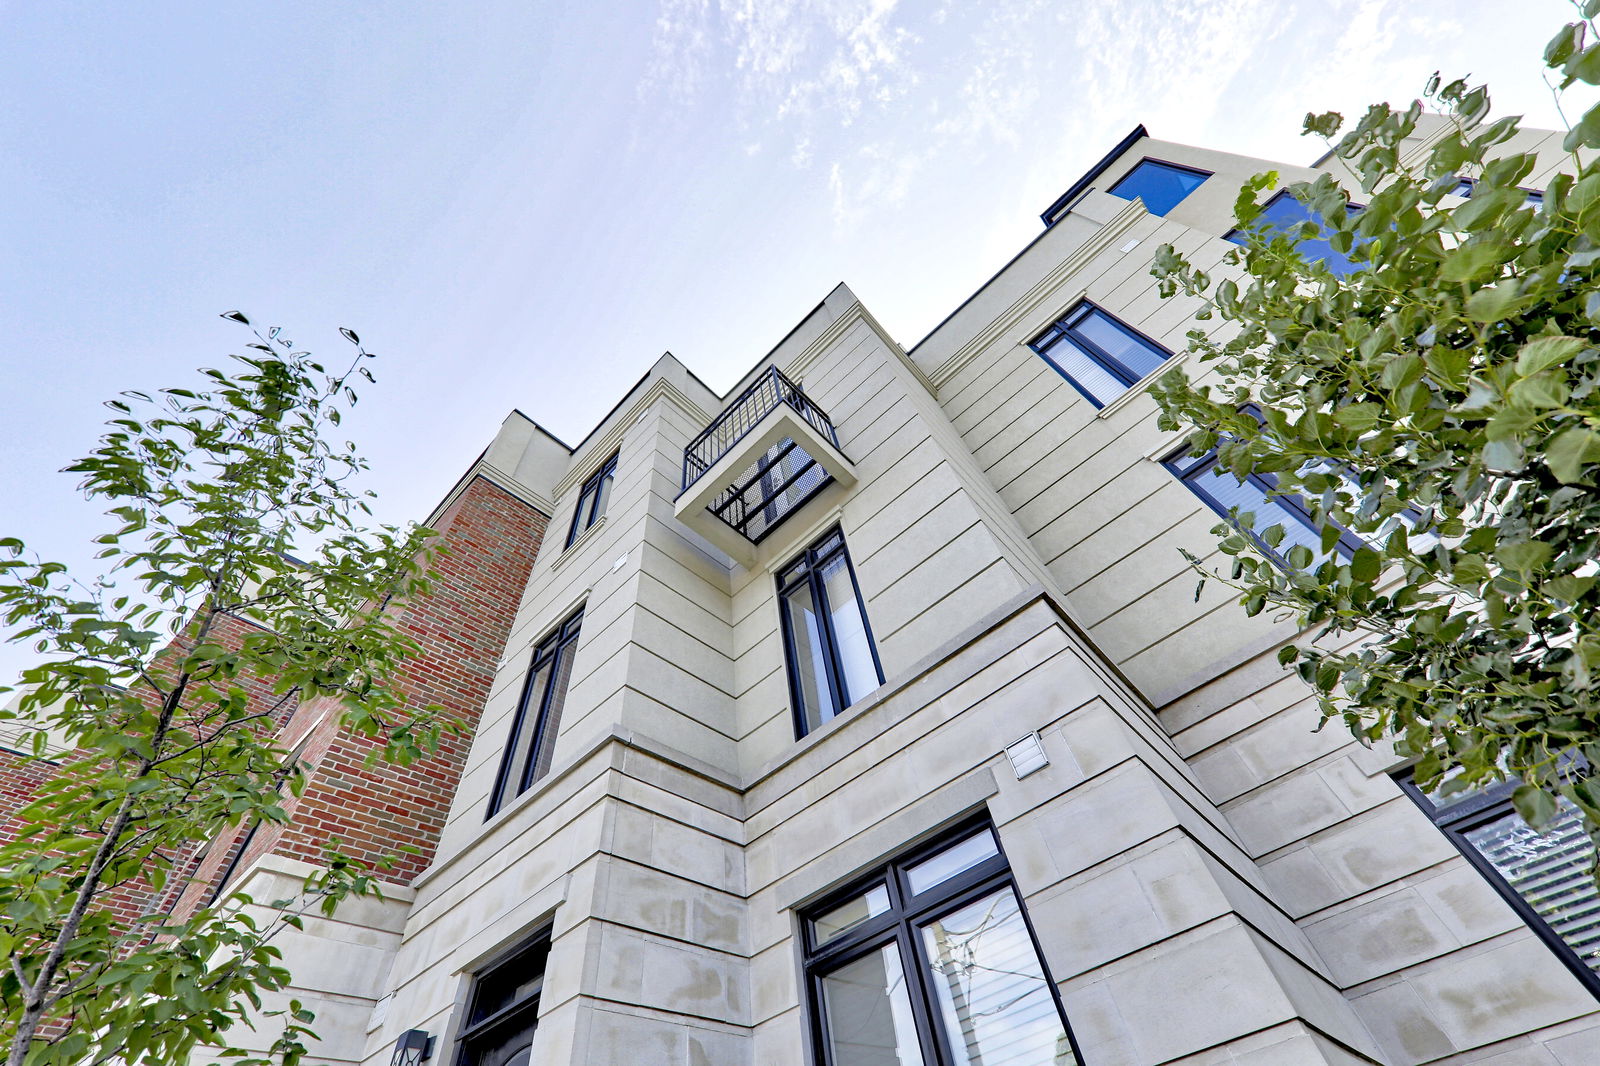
[456,930,551,1066]
[1106,156,1212,217]
[776,527,884,740]
[1029,301,1175,409]
[564,452,618,549]
[486,607,584,818]
[1397,771,1600,1000]
[1443,177,1544,205]
[1163,440,1365,565]
[801,817,1085,1066]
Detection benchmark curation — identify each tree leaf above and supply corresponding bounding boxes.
[1440,241,1508,282]
[1546,22,1585,67]
[1546,425,1600,483]
[1512,784,1559,829]
[1516,335,1586,376]
[1465,282,1524,322]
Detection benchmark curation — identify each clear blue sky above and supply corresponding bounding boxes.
[0,0,1585,684]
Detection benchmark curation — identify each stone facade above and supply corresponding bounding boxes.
[6,118,1599,1066]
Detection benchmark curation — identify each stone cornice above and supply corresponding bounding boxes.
[423,462,554,530]
[784,298,936,397]
[926,198,1147,391]
[549,378,714,501]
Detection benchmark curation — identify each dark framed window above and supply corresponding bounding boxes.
[1106,158,1210,216]
[457,932,550,1066]
[1029,302,1173,408]
[802,820,1084,1066]
[487,608,583,818]
[1163,443,1361,566]
[1398,772,1600,999]
[777,528,883,738]
[1444,177,1544,205]
[1164,404,1435,570]
[1225,190,1365,277]
[565,452,617,548]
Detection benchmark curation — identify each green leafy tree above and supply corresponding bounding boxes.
[1149,9,1600,849]
[0,314,443,1065]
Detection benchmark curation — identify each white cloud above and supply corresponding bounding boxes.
[640,0,1456,228]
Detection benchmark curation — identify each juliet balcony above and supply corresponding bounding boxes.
[674,366,856,565]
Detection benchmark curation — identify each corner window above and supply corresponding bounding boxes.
[1164,444,1356,567]
[1164,409,1434,569]
[458,932,550,1066]
[802,821,1083,1066]
[487,608,582,817]
[1225,191,1365,277]
[1398,773,1600,998]
[1030,303,1173,408]
[778,528,882,738]
[1107,158,1210,216]
[565,452,617,548]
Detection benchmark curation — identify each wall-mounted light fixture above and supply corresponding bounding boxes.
[391,1029,434,1066]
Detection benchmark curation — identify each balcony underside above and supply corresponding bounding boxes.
[675,403,856,566]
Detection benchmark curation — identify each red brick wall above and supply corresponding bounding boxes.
[4,473,546,922]
[177,474,547,902]
[0,746,57,847]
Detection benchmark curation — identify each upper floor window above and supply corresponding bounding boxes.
[457,931,550,1066]
[778,528,882,738]
[487,608,583,817]
[802,821,1083,1066]
[1030,303,1173,408]
[1399,772,1600,998]
[1226,191,1364,277]
[1107,158,1210,216]
[1445,177,1543,205]
[1165,428,1436,569]
[1164,443,1357,567]
[565,452,617,548]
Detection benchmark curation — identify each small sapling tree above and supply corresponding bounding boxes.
[0,315,444,1065]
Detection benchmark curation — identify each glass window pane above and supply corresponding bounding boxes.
[1107,160,1208,217]
[1036,336,1129,406]
[592,467,614,525]
[905,830,1001,896]
[819,944,927,1066]
[1232,194,1363,277]
[1188,463,1326,563]
[491,660,552,813]
[1070,311,1169,381]
[785,580,839,733]
[821,554,880,706]
[565,486,592,546]
[812,884,892,946]
[920,889,1077,1066]
[1464,802,1600,976]
[471,940,550,1023]
[527,638,579,784]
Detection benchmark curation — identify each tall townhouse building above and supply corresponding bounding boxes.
[7,117,1600,1066]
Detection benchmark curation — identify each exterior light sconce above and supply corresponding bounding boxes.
[391,1029,434,1066]
[1005,732,1050,779]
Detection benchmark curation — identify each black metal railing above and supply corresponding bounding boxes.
[681,366,840,492]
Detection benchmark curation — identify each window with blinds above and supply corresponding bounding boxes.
[1399,772,1600,997]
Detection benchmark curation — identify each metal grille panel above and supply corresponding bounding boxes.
[708,438,832,542]
[681,365,845,543]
